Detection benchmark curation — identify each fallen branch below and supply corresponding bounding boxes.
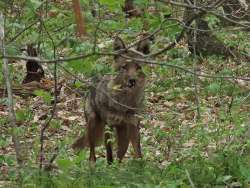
[0,81,52,98]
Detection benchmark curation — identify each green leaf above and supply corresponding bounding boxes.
[33,90,52,105]
[239,165,250,180]
[66,59,94,76]
[50,120,61,129]
[101,19,125,31]
[27,0,42,10]
[73,151,87,164]
[99,0,122,10]
[16,109,29,122]
[57,159,74,171]
[74,81,82,88]
[216,175,232,184]
[206,15,220,28]
[127,18,143,32]
[207,83,220,95]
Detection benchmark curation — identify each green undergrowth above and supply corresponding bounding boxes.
[4,149,250,188]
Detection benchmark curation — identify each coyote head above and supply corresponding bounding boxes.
[112,37,150,91]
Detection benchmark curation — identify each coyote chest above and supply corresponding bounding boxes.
[89,75,145,125]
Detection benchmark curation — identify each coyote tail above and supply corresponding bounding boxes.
[72,134,88,151]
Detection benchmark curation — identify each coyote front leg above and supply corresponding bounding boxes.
[105,131,113,164]
[116,125,129,162]
[129,123,142,158]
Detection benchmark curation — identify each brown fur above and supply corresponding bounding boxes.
[72,37,150,164]
[22,44,44,84]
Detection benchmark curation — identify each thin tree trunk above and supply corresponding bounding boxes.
[223,0,250,23]
[0,12,24,167]
[183,1,236,57]
[72,0,86,38]
[123,0,141,17]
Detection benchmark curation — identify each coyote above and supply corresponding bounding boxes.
[72,37,150,164]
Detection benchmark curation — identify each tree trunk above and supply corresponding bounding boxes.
[123,0,141,17]
[183,1,237,57]
[22,44,45,84]
[0,12,26,167]
[222,0,250,24]
[72,0,86,38]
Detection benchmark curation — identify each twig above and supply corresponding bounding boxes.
[120,54,250,81]
[159,0,250,28]
[1,52,99,63]
[39,15,58,171]
[44,147,59,171]
[2,50,250,81]
[149,9,207,57]
[7,20,38,44]
[185,169,196,188]
[191,4,201,120]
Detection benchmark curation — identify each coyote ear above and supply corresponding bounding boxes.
[137,39,150,55]
[114,37,126,51]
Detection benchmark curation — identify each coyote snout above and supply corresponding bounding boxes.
[72,36,150,164]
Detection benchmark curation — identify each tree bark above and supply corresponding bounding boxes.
[123,0,141,17]
[72,0,86,38]
[22,44,45,84]
[0,12,25,167]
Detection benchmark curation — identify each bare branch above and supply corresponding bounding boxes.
[159,0,250,28]
[120,54,250,81]
[38,16,58,171]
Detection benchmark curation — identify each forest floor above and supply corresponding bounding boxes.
[1,40,250,187]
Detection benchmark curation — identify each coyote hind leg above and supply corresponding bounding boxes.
[87,112,104,162]
[72,134,88,151]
